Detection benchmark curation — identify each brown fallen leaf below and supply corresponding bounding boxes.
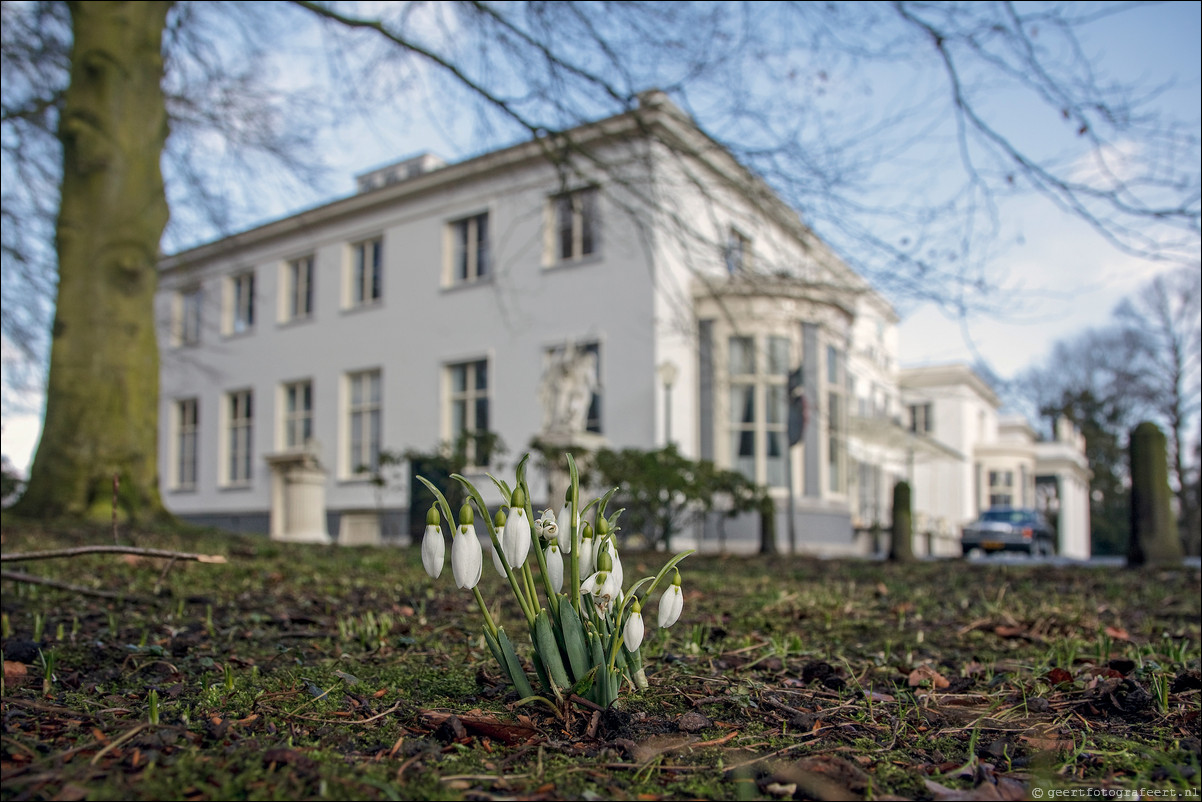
[3,660,28,683]
[1045,667,1074,685]
[909,665,951,689]
[1104,626,1130,640]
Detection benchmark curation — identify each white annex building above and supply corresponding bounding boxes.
[156,92,1091,558]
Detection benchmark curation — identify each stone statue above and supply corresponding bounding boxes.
[540,343,598,435]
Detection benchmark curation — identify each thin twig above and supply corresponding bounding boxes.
[1,546,227,563]
[0,570,130,600]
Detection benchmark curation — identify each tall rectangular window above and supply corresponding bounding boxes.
[450,213,490,283]
[283,380,313,450]
[175,398,198,490]
[989,469,1014,508]
[448,359,491,467]
[828,392,843,493]
[351,238,382,307]
[177,287,202,346]
[285,255,314,321]
[551,187,599,263]
[227,390,253,484]
[347,370,381,474]
[231,272,255,334]
[909,402,933,434]
[728,335,789,487]
[725,228,751,274]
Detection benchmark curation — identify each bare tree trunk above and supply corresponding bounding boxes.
[16,1,172,521]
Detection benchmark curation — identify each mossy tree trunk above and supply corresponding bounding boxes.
[758,496,777,555]
[15,1,173,521]
[1127,421,1182,567]
[889,481,915,563]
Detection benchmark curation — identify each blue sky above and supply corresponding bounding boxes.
[2,1,1199,474]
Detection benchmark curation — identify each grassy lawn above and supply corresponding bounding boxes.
[2,518,1199,800]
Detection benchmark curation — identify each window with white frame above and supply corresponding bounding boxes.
[909,402,933,434]
[174,398,198,490]
[350,238,382,307]
[284,255,314,321]
[988,469,1014,508]
[230,272,255,334]
[226,389,253,485]
[449,212,490,284]
[725,228,751,274]
[283,380,313,450]
[728,335,789,487]
[551,187,599,263]
[447,359,491,467]
[177,286,202,346]
[347,370,381,475]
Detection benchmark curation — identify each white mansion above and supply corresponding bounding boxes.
[156,92,1091,557]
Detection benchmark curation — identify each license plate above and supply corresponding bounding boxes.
[982,541,1004,551]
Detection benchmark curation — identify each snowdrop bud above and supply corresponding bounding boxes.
[623,600,645,652]
[579,529,593,579]
[658,571,684,628]
[545,542,564,592]
[452,519,482,590]
[420,506,444,579]
[556,499,573,553]
[503,488,532,568]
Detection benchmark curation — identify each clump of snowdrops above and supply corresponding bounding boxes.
[418,454,690,708]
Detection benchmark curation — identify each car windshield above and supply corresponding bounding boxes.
[979,510,1031,524]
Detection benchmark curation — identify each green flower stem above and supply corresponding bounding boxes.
[522,478,560,617]
[473,586,498,639]
[567,454,582,614]
[521,562,540,611]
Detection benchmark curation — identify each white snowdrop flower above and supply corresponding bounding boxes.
[556,500,574,553]
[502,495,532,568]
[420,507,444,580]
[544,542,564,592]
[451,505,483,590]
[623,601,645,652]
[658,573,684,628]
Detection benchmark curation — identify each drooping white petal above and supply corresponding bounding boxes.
[599,570,621,608]
[556,503,573,553]
[452,524,483,589]
[580,570,607,597]
[578,537,594,577]
[490,531,507,577]
[608,543,624,591]
[421,524,444,579]
[503,507,532,567]
[623,610,645,652]
[544,543,564,592]
[658,584,684,628]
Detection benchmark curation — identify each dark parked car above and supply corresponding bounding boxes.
[961,508,1056,557]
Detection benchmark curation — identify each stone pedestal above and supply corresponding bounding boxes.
[265,451,330,543]
[538,430,606,509]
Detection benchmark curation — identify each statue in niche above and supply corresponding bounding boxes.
[539,343,598,436]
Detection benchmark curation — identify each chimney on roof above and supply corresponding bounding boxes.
[355,152,447,193]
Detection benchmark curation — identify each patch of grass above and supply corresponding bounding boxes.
[2,517,1199,800]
